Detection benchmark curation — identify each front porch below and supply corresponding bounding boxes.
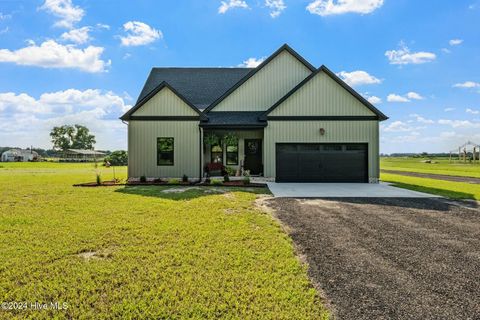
[201,129,264,178]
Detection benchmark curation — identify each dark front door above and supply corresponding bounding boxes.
[244,139,262,175]
[276,143,368,182]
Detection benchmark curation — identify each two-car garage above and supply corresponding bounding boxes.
[275,143,368,183]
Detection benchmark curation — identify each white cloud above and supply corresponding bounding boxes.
[406,91,424,100]
[61,26,91,44]
[387,92,424,103]
[40,0,84,29]
[366,95,382,104]
[382,121,412,132]
[0,27,9,35]
[387,94,410,103]
[0,12,12,20]
[0,89,130,115]
[120,21,162,47]
[238,57,265,67]
[385,44,436,65]
[0,89,131,149]
[466,108,480,114]
[441,48,451,54]
[218,0,249,14]
[453,81,480,88]
[0,40,110,73]
[265,0,286,17]
[444,107,455,112]
[438,119,480,128]
[449,39,463,46]
[337,70,381,87]
[306,0,383,16]
[410,113,434,124]
[96,23,110,30]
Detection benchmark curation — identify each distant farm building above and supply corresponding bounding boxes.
[1,149,39,162]
[61,149,106,162]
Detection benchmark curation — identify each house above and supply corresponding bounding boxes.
[1,149,39,162]
[120,44,388,183]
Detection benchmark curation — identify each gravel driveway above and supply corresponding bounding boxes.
[265,197,480,320]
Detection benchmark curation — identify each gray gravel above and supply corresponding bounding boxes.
[266,197,480,320]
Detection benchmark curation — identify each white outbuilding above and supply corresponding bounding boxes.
[1,149,39,162]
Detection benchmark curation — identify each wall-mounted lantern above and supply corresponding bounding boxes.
[319,128,325,136]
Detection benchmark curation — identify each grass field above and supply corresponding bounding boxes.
[381,157,480,178]
[0,162,328,319]
[381,157,480,200]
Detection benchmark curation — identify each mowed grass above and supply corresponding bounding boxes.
[381,157,480,178]
[381,173,480,200]
[0,163,328,319]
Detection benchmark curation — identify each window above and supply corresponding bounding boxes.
[226,143,238,165]
[157,138,174,166]
[211,145,223,164]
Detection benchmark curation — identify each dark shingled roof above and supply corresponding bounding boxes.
[200,112,267,128]
[137,68,253,110]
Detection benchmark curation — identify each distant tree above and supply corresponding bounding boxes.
[105,150,128,166]
[50,125,96,152]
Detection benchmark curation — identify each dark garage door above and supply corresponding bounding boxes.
[276,143,368,182]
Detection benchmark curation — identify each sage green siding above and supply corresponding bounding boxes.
[128,87,200,178]
[213,51,312,112]
[128,121,200,178]
[132,87,199,116]
[269,71,376,116]
[264,121,379,182]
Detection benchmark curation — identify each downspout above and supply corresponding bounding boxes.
[199,126,203,182]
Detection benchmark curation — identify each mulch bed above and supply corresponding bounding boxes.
[74,181,266,188]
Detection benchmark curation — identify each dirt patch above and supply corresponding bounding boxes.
[77,248,114,260]
[265,197,480,320]
[382,169,480,184]
[161,187,201,193]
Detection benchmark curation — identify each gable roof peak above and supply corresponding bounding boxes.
[203,43,316,113]
[260,64,388,121]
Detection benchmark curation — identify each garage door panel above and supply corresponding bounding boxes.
[276,143,367,183]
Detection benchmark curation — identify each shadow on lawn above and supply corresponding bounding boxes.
[115,185,270,201]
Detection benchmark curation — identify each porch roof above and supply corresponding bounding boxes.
[200,112,267,129]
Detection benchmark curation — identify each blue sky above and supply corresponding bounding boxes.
[0,0,479,153]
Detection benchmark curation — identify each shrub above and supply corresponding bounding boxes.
[168,178,180,184]
[182,174,189,183]
[104,150,128,166]
[242,176,250,185]
[211,179,223,186]
[140,175,147,183]
[223,174,230,182]
[205,177,211,184]
[96,173,102,185]
[225,166,236,176]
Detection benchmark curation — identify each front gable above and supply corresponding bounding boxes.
[265,66,388,119]
[120,82,205,120]
[206,45,314,112]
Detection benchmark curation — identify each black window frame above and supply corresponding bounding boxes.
[226,143,239,165]
[211,144,223,164]
[157,137,174,166]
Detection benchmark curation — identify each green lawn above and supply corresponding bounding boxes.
[381,172,480,200]
[381,157,480,178]
[0,163,328,319]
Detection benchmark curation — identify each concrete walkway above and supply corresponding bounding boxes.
[267,182,440,198]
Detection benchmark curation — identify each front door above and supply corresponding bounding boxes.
[244,139,262,175]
